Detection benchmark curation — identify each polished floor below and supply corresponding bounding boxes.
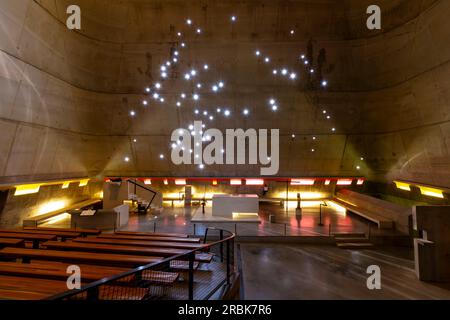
[46,202,395,236]
[239,243,450,300]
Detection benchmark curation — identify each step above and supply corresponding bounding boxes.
[336,243,375,249]
[334,237,369,243]
[332,232,366,238]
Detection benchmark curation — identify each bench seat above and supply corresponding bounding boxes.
[72,237,206,250]
[0,247,163,268]
[115,230,188,238]
[24,227,101,237]
[98,234,201,243]
[0,229,81,240]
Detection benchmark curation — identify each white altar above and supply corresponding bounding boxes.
[212,194,259,218]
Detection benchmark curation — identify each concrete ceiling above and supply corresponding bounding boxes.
[0,0,449,186]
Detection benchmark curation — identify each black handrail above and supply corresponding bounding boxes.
[46,229,235,300]
[126,179,157,211]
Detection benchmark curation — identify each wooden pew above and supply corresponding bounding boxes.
[98,234,201,243]
[0,247,162,268]
[43,241,213,262]
[115,230,188,238]
[0,238,25,248]
[72,237,205,250]
[24,227,101,237]
[43,241,188,257]
[0,275,148,300]
[0,229,81,241]
[0,261,127,283]
[0,233,56,249]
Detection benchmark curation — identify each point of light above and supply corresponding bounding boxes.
[159,154,164,159]
[218,81,224,88]
[181,93,186,99]
[290,73,297,79]
[243,109,249,116]
[196,28,202,34]
[273,69,278,75]
[186,19,192,25]
[124,157,130,162]
[204,64,209,70]
[281,69,288,75]
[142,100,148,106]
[193,94,199,100]
[264,57,270,63]
[224,110,231,117]
[291,134,296,138]
[153,93,159,99]
[231,16,237,22]
[255,50,261,56]
[272,105,278,111]
[199,164,205,169]
[212,85,218,92]
[155,83,161,89]
[130,110,136,117]
[322,80,328,87]
[176,101,181,107]
[145,87,151,93]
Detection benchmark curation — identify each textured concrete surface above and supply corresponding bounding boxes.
[239,243,450,299]
[0,0,448,185]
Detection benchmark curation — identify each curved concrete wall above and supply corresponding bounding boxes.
[0,0,448,186]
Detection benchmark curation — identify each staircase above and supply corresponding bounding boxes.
[332,232,375,249]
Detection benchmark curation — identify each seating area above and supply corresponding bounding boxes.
[333,189,411,232]
[0,227,218,300]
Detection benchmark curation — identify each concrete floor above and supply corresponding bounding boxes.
[46,202,398,237]
[239,243,450,300]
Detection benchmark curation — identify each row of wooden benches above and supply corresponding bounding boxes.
[0,228,208,300]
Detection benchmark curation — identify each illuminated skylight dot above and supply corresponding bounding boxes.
[130,110,136,116]
[188,124,194,130]
[186,19,192,25]
[356,165,361,170]
[202,124,206,129]
[231,16,237,22]
[184,74,191,80]
[181,93,186,99]
[360,157,364,161]
[255,50,261,56]
[300,54,305,60]
[124,157,130,162]
[197,83,202,89]
[332,128,336,132]
[221,149,225,154]
[133,139,137,143]
[177,32,182,37]
[212,85,218,92]
[171,143,177,149]
[166,61,171,66]
[311,149,315,152]
[155,83,161,89]
[196,28,202,34]
[160,98,165,103]
[193,94,199,100]
[209,115,214,120]
[203,111,208,116]
[176,101,181,107]
[264,57,270,63]
[159,154,164,159]
[217,108,221,113]
[224,110,231,117]
[272,105,278,111]
[161,66,167,72]
[190,70,197,76]
[161,72,167,78]
[204,64,209,70]
[291,134,296,138]
[313,136,316,140]
[290,73,297,79]
[181,42,186,47]
[310,69,315,73]
[173,58,178,63]
[194,109,199,114]
[269,99,276,105]
[218,81,224,88]
[142,100,148,106]
[290,30,295,35]
[326,115,331,119]
[323,110,327,114]
[174,51,179,56]
[322,80,328,87]
[273,69,278,75]
[153,93,159,99]
[243,109,249,116]
[145,87,151,93]
[199,164,205,169]
[304,60,309,65]
[281,69,288,75]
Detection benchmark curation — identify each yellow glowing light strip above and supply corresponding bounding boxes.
[61,182,71,189]
[419,186,444,198]
[175,179,187,185]
[357,179,364,185]
[394,181,411,191]
[14,184,41,196]
[245,179,264,185]
[230,179,242,185]
[324,179,331,185]
[78,179,89,187]
[291,179,315,185]
[337,179,353,186]
[144,179,152,185]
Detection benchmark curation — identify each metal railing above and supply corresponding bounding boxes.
[47,228,235,301]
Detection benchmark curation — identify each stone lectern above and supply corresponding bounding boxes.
[413,205,450,282]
